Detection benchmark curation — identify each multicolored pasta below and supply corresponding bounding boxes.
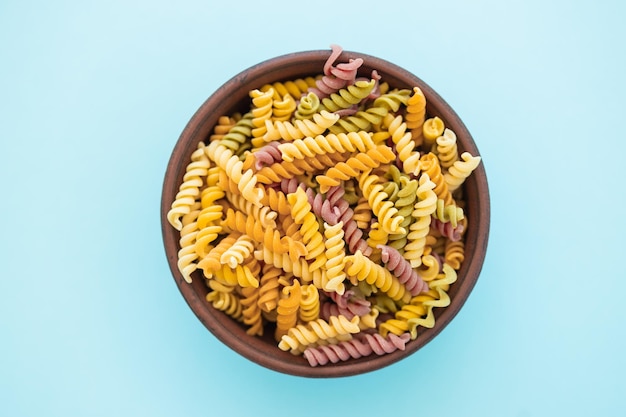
[166,45,482,367]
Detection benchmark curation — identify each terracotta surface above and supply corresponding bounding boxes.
[161,50,490,378]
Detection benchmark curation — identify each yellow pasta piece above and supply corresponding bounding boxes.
[299,284,321,323]
[323,221,346,295]
[167,142,210,231]
[344,250,410,302]
[317,145,396,194]
[287,188,326,266]
[358,170,406,235]
[177,202,202,283]
[405,86,426,144]
[422,116,445,150]
[220,234,256,268]
[278,315,361,354]
[419,152,453,206]
[241,286,264,336]
[262,110,339,142]
[445,151,482,193]
[206,290,243,321]
[275,280,301,341]
[278,131,376,162]
[435,128,459,170]
[403,174,437,268]
[444,240,465,270]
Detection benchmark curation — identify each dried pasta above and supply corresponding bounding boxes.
[167,44,482,367]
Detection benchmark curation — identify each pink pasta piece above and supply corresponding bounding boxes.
[377,244,427,295]
[320,289,371,320]
[326,186,372,256]
[305,187,340,225]
[302,332,411,367]
[431,218,464,241]
[309,44,364,99]
[279,177,302,194]
[254,142,283,169]
[333,106,359,117]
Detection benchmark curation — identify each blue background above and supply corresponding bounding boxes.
[2,1,624,415]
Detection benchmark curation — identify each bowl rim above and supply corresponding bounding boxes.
[161,48,490,377]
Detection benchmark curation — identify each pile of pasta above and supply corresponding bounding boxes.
[167,45,482,367]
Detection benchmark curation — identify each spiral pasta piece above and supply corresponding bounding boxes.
[325,186,372,256]
[167,142,210,231]
[435,128,459,170]
[358,170,405,235]
[213,264,259,288]
[197,232,240,278]
[318,79,376,113]
[404,264,457,337]
[327,106,388,134]
[254,246,322,286]
[240,286,264,336]
[378,244,427,296]
[387,176,418,252]
[422,116,445,150]
[417,254,441,282]
[208,115,238,143]
[299,284,321,323]
[419,152,453,206]
[379,266,455,340]
[194,204,224,258]
[272,93,296,122]
[353,197,371,230]
[220,234,256,269]
[206,140,264,207]
[372,88,411,113]
[250,88,274,141]
[302,332,411,366]
[259,187,291,216]
[432,198,464,227]
[275,280,302,340]
[444,240,465,270]
[344,250,410,302]
[321,289,371,321]
[257,264,282,313]
[287,188,326,266]
[263,110,339,142]
[220,112,254,153]
[221,208,295,256]
[194,185,226,255]
[294,92,321,120]
[430,217,465,242]
[177,202,202,283]
[445,151,482,193]
[387,114,420,167]
[278,315,361,354]
[317,145,396,193]
[366,221,389,249]
[323,221,347,295]
[406,86,426,144]
[403,174,437,267]
[206,290,243,321]
[226,191,277,228]
[255,152,346,184]
[261,76,318,100]
[278,131,375,162]
[308,44,362,98]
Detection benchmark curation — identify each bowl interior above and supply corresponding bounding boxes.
[161,49,490,377]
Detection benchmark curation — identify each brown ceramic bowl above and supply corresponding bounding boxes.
[161,49,490,378]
